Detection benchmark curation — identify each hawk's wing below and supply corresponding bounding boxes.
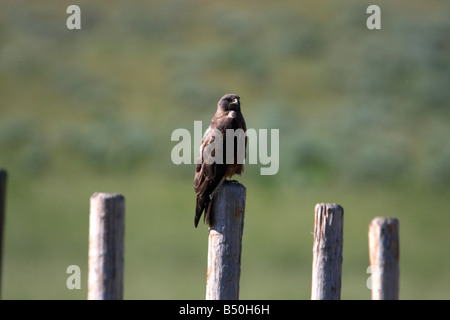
[194,125,227,227]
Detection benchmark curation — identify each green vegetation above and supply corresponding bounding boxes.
[0,0,449,299]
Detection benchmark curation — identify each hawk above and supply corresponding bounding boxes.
[194,93,247,228]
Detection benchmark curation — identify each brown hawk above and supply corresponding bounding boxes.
[194,94,247,227]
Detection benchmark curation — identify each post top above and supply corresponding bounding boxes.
[91,192,125,201]
[369,217,399,227]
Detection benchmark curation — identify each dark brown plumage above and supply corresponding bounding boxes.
[194,94,247,227]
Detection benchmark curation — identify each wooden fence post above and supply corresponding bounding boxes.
[205,182,246,300]
[0,169,7,298]
[368,217,399,300]
[311,203,344,300]
[88,192,125,300]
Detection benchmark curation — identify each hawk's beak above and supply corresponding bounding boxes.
[233,98,240,107]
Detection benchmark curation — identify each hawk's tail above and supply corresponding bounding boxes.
[195,195,213,228]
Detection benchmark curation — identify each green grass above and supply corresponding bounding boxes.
[2,164,449,299]
[0,0,449,299]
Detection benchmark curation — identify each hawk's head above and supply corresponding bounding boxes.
[217,93,241,113]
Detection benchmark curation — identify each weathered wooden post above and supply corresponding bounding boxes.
[0,169,7,298]
[205,182,246,300]
[368,217,399,300]
[88,192,125,300]
[311,203,344,300]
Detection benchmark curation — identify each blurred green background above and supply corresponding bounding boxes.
[0,0,449,299]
